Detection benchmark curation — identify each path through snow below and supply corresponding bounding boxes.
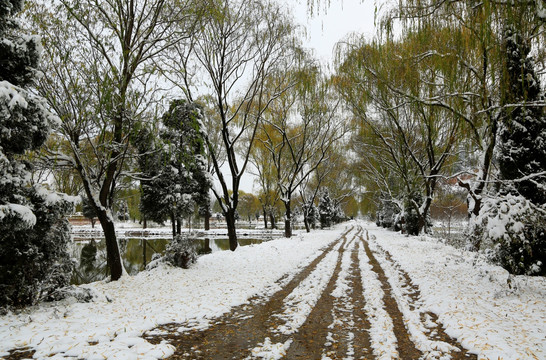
[2,221,544,359]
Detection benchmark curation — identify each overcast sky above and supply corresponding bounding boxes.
[281,0,378,64]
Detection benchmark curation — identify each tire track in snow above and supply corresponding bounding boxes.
[251,236,348,359]
[321,234,358,360]
[321,229,373,360]
[359,228,422,359]
[367,231,477,360]
[144,226,354,359]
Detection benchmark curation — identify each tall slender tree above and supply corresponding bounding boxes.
[188,0,299,250]
[30,0,197,280]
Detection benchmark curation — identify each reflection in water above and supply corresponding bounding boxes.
[70,237,268,285]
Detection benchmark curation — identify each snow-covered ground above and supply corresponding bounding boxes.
[0,226,345,359]
[1,220,544,359]
[364,222,546,360]
[71,223,287,239]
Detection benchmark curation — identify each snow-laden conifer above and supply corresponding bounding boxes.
[0,0,73,307]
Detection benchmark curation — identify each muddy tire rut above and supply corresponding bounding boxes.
[144,227,353,359]
[142,224,476,359]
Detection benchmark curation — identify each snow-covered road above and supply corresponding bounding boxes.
[1,221,544,359]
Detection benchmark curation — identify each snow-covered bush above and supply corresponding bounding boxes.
[0,0,74,308]
[402,191,432,235]
[375,198,400,229]
[148,235,197,270]
[470,195,546,276]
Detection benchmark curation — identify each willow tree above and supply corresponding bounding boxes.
[377,1,546,222]
[336,26,468,234]
[258,63,346,237]
[186,0,299,250]
[29,0,197,280]
[250,123,281,229]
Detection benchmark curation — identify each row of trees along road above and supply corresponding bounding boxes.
[11,0,352,286]
[333,1,545,274]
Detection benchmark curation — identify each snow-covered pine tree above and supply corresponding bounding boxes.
[485,24,546,275]
[139,100,211,236]
[319,189,334,228]
[0,0,74,307]
[498,25,546,205]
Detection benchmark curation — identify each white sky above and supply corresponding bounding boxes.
[281,0,378,64]
[224,0,378,193]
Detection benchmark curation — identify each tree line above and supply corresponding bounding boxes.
[2,0,545,309]
[1,0,356,308]
[334,0,545,275]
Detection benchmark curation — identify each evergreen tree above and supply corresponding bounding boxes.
[498,25,546,205]
[0,0,73,307]
[485,24,546,276]
[139,100,211,236]
[319,189,334,228]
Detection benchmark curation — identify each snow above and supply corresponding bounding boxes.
[0,80,28,109]
[357,238,398,359]
[364,222,546,360]
[274,240,341,335]
[0,226,345,359]
[1,221,544,359]
[0,203,36,226]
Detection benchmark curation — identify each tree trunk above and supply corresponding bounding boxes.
[176,217,182,235]
[270,212,276,229]
[263,208,268,229]
[171,213,176,238]
[96,210,123,281]
[204,213,210,231]
[142,239,147,268]
[225,209,238,251]
[284,201,292,238]
[143,217,147,229]
[303,216,310,233]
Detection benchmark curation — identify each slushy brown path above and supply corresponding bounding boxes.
[144,225,476,359]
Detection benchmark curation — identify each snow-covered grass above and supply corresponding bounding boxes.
[0,226,346,359]
[363,221,546,360]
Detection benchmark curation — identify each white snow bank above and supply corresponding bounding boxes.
[0,226,347,359]
[363,221,546,360]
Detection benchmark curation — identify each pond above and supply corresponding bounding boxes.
[70,237,270,285]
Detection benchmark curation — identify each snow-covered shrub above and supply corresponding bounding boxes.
[402,191,431,235]
[148,235,197,270]
[45,285,98,303]
[470,195,546,276]
[376,198,400,229]
[0,189,75,307]
[0,0,74,308]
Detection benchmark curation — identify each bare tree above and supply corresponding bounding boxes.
[29,0,196,280]
[189,0,299,250]
[259,65,346,237]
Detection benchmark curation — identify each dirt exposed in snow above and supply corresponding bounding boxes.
[145,225,475,359]
[144,228,352,359]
